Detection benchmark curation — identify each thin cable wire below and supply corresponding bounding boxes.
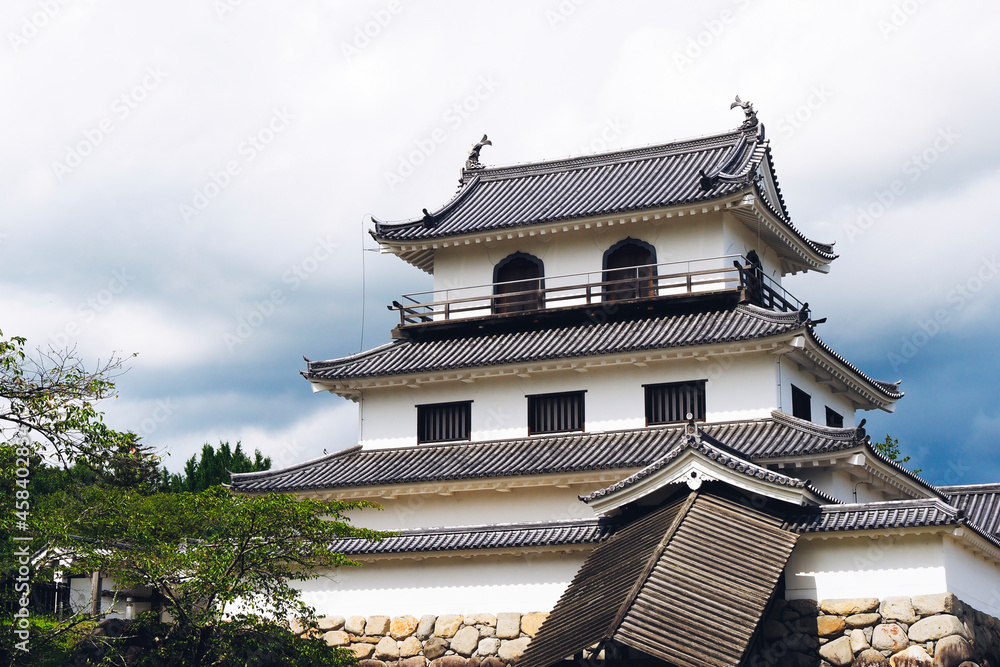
[359,215,368,352]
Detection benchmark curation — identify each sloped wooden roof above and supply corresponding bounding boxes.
[518,491,798,667]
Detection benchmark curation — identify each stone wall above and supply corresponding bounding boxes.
[752,594,998,667]
[290,612,549,667]
[301,595,999,667]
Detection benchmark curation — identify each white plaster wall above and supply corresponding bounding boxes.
[803,470,890,504]
[295,551,588,617]
[358,353,780,448]
[343,486,603,532]
[722,213,784,283]
[776,357,857,428]
[431,215,728,297]
[942,536,1000,617]
[67,576,152,618]
[785,534,947,601]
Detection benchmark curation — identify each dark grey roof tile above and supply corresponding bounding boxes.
[328,518,614,556]
[941,483,1000,537]
[306,305,806,382]
[784,499,961,533]
[229,412,869,493]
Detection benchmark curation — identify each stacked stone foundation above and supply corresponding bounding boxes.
[290,612,548,667]
[299,595,999,667]
[752,594,999,667]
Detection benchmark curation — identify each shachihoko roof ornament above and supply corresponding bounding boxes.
[730,94,758,130]
[464,134,491,170]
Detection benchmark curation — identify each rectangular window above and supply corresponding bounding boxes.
[527,391,585,435]
[791,385,811,421]
[645,380,706,425]
[825,406,844,428]
[417,401,472,444]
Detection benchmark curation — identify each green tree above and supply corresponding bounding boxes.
[872,433,921,474]
[160,441,271,492]
[0,330,372,666]
[0,330,152,484]
[38,485,379,665]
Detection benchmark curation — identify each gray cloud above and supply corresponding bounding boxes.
[4,0,998,481]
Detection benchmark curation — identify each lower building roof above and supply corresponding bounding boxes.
[228,411,869,493]
[940,483,1000,538]
[326,518,614,556]
[783,498,963,534]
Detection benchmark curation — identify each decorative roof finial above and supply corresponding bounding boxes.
[730,95,758,130]
[465,134,492,171]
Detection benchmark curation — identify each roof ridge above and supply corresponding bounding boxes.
[228,444,362,481]
[769,410,863,441]
[812,497,957,512]
[940,483,1000,493]
[582,434,811,504]
[805,326,903,399]
[307,339,404,371]
[466,128,747,182]
[342,517,607,540]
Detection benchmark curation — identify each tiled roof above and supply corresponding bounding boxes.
[805,327,903,399]
[306,305,805,382]
[228,412,870,493]
[941,483,1000,537]
[783,499,962,533]
[375,130,756,240]
[372,126,833,267]
[581,433,813,504]
[326,518,613,556]
[304,305,902,407]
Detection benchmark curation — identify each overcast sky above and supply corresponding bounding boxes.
[2,1,998,485]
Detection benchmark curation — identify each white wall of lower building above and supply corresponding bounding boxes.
[786,533,946,604]
[358,353,780,449]
[942,535,1000,615]
[295,550,588,617]
[343,486,603,532]
[68,575,152,618]
[786,531,1000,617]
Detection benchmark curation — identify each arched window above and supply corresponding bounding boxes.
[602,238,656,302]
[493,252,544,314]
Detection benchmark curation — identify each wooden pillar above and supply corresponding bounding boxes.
[89,571,101,616]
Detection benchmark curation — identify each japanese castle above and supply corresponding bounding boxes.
[230,101,1000,667]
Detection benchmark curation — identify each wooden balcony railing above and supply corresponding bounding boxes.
[390,255,803,327]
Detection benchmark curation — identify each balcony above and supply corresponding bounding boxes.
[390,254,803,328]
